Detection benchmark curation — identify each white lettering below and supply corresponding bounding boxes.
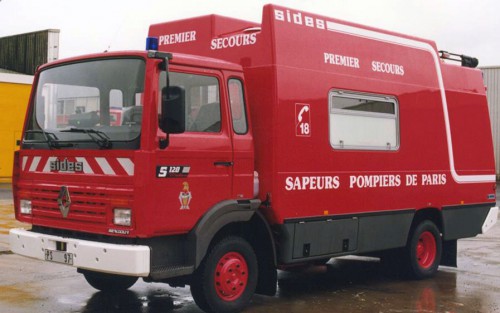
[274,9,326,30]
[293,12,302,25]
[287,173,446,191]
[421,174,447,186]
[305,16,314,27]
[210,33,257,50]
[159,31,197,46]
[324,52,360,69]
[405,174,418,186]
[371,61,405,76]
[316,19,325,29]
[349,175,401,189]
[285,176,340,191]
[274,9,284,21]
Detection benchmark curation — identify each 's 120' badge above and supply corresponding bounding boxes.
[156,165,191,178]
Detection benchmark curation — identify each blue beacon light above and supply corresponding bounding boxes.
[146,37,159,51]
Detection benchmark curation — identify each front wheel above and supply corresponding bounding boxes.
[406,220,442,279]
[190,236,258,313]
[80,269,138,292]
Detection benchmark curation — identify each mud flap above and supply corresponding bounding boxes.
[255,257,277,296]
[440,239,457,267]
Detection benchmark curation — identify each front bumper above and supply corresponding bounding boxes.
[9,228,150,277]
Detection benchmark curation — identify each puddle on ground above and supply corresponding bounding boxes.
[0,284,41,305]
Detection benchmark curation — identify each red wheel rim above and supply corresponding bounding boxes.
[214,252,249,301]
[416,231,437,269]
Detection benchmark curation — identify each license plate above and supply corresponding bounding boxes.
[44,249,74,265]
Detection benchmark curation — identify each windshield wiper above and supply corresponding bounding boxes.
[60,127,112,149]
[24,130,73,149]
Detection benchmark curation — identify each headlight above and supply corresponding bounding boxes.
[20,199,32,215]
[113,208,131,226]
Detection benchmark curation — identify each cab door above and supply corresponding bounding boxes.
[226,75,254,199]
[153,67,233,234]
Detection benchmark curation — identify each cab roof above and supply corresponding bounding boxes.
[37,50,243,73]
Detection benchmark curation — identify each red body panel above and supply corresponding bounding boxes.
[149,4,496,226]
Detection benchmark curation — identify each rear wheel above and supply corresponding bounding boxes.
[191,236,258,313]
[405,220,442,279]
[80,269,138,292]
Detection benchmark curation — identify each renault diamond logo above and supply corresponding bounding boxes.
[57,186,71,218]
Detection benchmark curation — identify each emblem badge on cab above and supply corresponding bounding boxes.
[57,186,71,218]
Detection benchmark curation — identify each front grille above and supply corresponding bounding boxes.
[25,184,132,226]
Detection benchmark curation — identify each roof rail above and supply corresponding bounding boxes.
[439,51,478,68]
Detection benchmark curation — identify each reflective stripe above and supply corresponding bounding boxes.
[42,157,57,173]
[95,157,116,175]
[21,156,134,176]
[29,156,41,172]
[117,158,134,176]
[22,156,28,171]
[76,157,94,174]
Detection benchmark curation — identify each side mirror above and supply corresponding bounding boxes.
[160,86,185,134]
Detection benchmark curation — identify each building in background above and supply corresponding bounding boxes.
[482,67,500,180]
[0,29,59,182]
[0,29,59,75]
[0,72,32,182]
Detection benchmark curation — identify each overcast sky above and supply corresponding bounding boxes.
[1,0,499,66]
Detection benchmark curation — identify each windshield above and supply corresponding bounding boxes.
[24,58,145,149]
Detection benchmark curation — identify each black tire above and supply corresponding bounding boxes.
[80,269,138,292]
[405,220,442,279]
[190,236,258,313]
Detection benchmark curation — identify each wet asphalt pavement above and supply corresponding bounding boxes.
[1,183,499,313]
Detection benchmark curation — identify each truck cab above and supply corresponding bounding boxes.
[14,49,257,234]
[10,48,271,310]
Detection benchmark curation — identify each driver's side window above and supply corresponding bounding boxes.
[159,72,221,132]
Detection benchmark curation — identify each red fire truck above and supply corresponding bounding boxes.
[10,4,498,313]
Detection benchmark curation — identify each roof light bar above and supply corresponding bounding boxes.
[146,37,159,51]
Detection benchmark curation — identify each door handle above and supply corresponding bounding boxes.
[214,161,233,167]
